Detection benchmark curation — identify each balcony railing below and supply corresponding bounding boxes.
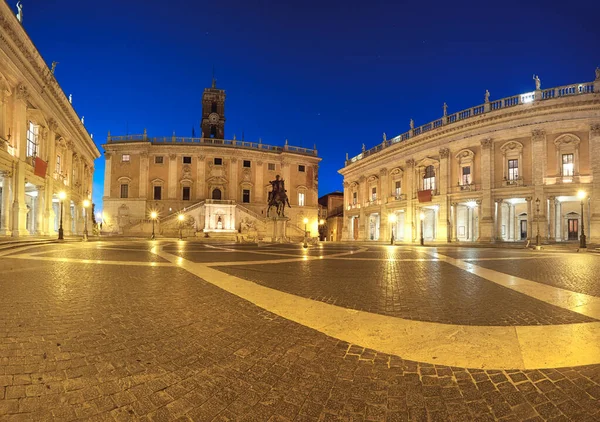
[346,79,597,166]
[449,183,481,193]
[388,193,407,202]
[107,134,317,156]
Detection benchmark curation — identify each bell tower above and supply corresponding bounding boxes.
[200,77,226,139]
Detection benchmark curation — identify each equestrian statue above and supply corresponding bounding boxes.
[267,175,291,217]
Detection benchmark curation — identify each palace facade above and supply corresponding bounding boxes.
[339,71,600,244]
[102,82,321,240]
[0,2,99,237]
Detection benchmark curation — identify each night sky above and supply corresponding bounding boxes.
[16,0,600,211]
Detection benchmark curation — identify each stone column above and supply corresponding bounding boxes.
[404,159,415,242]
[255,161,264,203]
[495,199,503,241]
[476,200,482,241]
[197,155,205,199]
[526,197,533,240]
[589,124,600,242]
[0,172,12,235]
[65,142,74,188]
[479,139,494,241]
[103,152,112,199]
[357,175,366,240]
[451,203,458,242]
[532,130,547,239]
[379,168,389,241]
[139,151,148,199]
[548,196,555,241]
[509,203,515,241]
[35,186,45,234]
[438,148,450,242]
[0,79,11,144]
[12,85,29,236]
[168,154,177,199]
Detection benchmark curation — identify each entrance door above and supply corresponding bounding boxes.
[568,219,578,240]
[353,217,359,240]
[520,220,527,240]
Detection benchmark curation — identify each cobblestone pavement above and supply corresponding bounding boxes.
[0,240,599,421]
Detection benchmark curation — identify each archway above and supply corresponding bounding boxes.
[212,188,222,200]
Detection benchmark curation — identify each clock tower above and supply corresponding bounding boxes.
[200,78,226,139]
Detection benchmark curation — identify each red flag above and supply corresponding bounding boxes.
[417,190,432,203]
[34,157,48,177]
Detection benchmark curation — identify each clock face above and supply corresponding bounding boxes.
[208,113,219,124]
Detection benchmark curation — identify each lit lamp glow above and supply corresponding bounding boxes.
[58,191,66,240]
[578,190,587,249]
[389,214,397,245]
[178,213,185,240]
[150,211,158,240]
[82,199,90,241]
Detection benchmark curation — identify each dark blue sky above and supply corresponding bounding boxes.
[17,0,600,210]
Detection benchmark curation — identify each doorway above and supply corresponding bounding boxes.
[568,219,578,240]
[520,220,527,240]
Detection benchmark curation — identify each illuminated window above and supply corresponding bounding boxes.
[352,191,357,205]
[371,187,377,201]
[242,189,250,203]
[395,181,401,197]
[423,165,435,190]
[120,184,129,199]
[26,121,39,157]
[122,154,130,162]
[562,154,574,176]
[462,166,471,185]
[268,163,276,171]
[508,159,519,180]
[299,192,305,206]
[56,154,61,174]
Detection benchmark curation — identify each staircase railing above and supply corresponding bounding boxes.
[159,201,206,223]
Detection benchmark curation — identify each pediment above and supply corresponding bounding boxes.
[553,134,580,147]
[416,157,439,168]
[207,176,228,184]
[500,141,523,153]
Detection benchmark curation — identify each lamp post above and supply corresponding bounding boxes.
[420,211,425,246]
[178,213,184,240]
[82,199,90,241]
[389,213,397,245]
[535,197,541,249]
[150,211,157,240]
[58,191,66,240]
[578,190,587,249]
[303,217,309,248]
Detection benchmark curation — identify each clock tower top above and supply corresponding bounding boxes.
[201,79,226,139]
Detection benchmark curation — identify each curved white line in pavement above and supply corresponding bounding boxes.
[153,247,600,370]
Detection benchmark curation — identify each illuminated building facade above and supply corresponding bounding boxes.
[339,71,600,244]
[0,2,99,237]
[102,82,321,239]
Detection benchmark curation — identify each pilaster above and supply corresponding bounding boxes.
[139,151,148,198]
[255,161,264,203]
[479,139,494,241]
[404,159,415,242]
[589,123,600,242]
[168,154,177,199]
[103,152,112,199]
[0,172,12,235]
[229,158,238,201]
[197,155,205,199]
[526,197,533,241]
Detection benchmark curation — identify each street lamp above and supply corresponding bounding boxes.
[58,191,66,240]
[82,199,90,241]
[303,217,309,248]
[389,213,397,245]
[178,213,184,240]
[419,211,425,246]
[319,219,325,241]
[535,197,541,249]
[150,211,158,240]
[578,190,587,249]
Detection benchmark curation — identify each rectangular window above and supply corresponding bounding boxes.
[120,184,129,199]
[56,154,61,174]
[214,157,222,165]
[508,159,519,181]
[153,186,162,200]
[183,156,192,164]
[562,154,574,176]
[298,165,305,172]
[182,186,191,201]
[26,122,39,157]
[299,192,305,206]
[462,166,471,185]
[352,191,357,205]
[242,189,250,203]
[395,181,401,197]
[423,165,436,190]
[155,156,164,164]
[268,163,276,171]
[371,187,377,201]
[243,160,251,168]
[122,154,130,162]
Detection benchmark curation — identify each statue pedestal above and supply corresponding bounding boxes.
[266,217,289,242]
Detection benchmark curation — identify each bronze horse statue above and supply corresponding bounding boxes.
[267,178,291,217]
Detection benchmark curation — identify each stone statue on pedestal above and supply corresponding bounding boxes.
[533,74,541,90]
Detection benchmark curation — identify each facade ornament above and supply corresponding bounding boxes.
[590,123,600,137]
[48,118,58,132]
[343,181,349,189]
[379,168,387,176]
[531,129,546,142]
[533,74,541,90]
[169,154,176,160]
[480,138,493,149]
[358,175,366,183]
[0,170,13,178]
[104,151,113,159]
[198,155,205,160]
[139,151,148,158]
[66,139,74,150]
[484,90,490,103]
[257,160,263,166]
[495,198,503,204]
[16,83,29,101]
[439,148,450,159]
[526,197,533,202]
[475,199,482,205]
[231,157,237,163]
[405,158,415,167]
[443,103,447,116]
[41,126,48,142]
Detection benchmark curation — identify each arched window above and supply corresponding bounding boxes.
[212,188,222,200]
[423,165,435,190]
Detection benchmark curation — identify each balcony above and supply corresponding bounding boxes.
[450,183,480,193]
[502,177,524,187]
[388,193,407,202]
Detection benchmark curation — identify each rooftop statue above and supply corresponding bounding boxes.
[484,90,490,103]
[533,74,541,90]
[16,1,22,23]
